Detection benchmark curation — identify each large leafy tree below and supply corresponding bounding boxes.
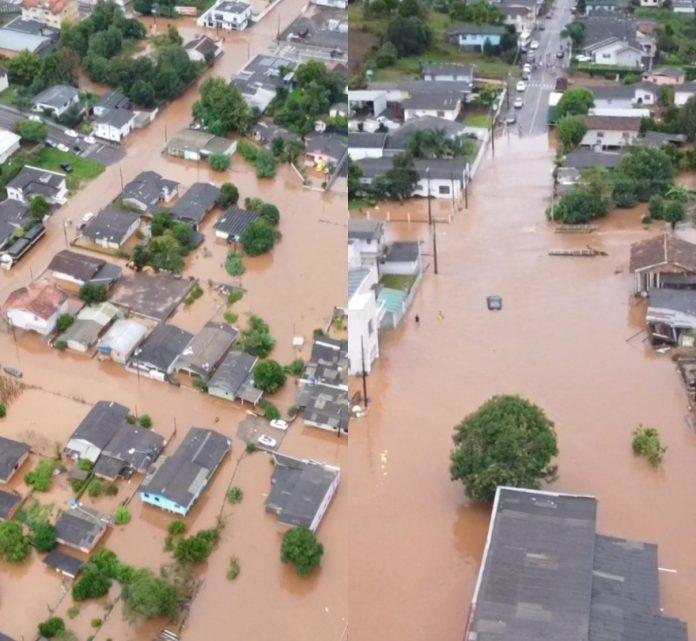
[450,395,558,503]
[384,153,419,200]
[616,147,673,201]
[240,219,277,256]
[0,521,30,563]
[280,526,324,576]
[555,87,594,119]
[556,115,587,152]
[5,51,42,86]
[252,360,287,393]
[193,77,251,136]
[122,571,180,621]
[384,16,431,56]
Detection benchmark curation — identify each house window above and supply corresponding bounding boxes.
[439,185,450,195]
[437,111,445,117]
[602,53,611,59]
[368,320,374,335]
[596,131,604,137]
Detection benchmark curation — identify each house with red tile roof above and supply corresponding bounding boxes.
[3,279,68,335]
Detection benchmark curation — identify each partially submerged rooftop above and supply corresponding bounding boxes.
[43,549,84,579]
[175,321,238,379]
[0,436,29,482]
[110,273,195,321]
[629,234,696,273]
[54,504,111,553]
[169,182,220,227]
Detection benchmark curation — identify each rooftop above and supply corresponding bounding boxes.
[0,489,21,520]
[348,218,384,241]
[68,400,130,453]
[3,280,67,320]
[43,549,84,578]
[169,182,220,226]
[47,249,105,282]
[98,318,149,355]
[207,350,261,404]
[175,321,239,378]
[110,273,195,321]
[266,453,340,530]
[31,84,78,108]
[384,240,420,263]
[165,128,234,157]
[95,91,129,110]
[348,132,387,149]
[121,171,178,211]
[422,62,474,77]
[131,323,193,373]
[7,164,65,196]
[450,23,507,35]
[82,206,139,245]
[563,149,623,169]
[585,115,642,131]
[54,504,111,552]
[0,436,29,482]
[140,427,231,511]
[213,206,258,238]
[94,107,135,128]
[401,92,461,111]
[305,133,347,161]
[629,234,696,273]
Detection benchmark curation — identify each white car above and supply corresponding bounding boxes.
[514,97,524,109]
[57,143,69,152]
[84,135,96,144]
[28,114,43,123]
[64,129,78,138]
[270,419,289,431]
[257,434,277,448]
[530,40,539,50]
[522,63,532,74]
[516,81,527,92]
[574,54,591,63]
[78,212,94,230]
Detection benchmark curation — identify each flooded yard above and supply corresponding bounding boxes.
[349,136,696,641]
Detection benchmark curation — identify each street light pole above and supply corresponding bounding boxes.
[426,166,432,226]
[360,335,368,408]
[464,165,469,210]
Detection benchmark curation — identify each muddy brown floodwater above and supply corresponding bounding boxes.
[349,134,696,641]
[0,4,347,641]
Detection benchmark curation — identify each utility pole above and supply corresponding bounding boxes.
[432,215,439,275]
[119,167,124,192]
[450,171,455,219]
[490,104,496,159]
[464,165,469,210]
[426,166,432,226]
[360,336,368,408]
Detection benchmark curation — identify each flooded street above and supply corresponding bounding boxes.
[0,3,347,640]
[349,134,696,640]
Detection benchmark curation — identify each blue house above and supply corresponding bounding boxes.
[585,0,618,14]
[139,427,231,516]
[449,24,507,51]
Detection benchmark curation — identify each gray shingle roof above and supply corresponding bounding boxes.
[82,206,139,245]
[31,84,78,109]
[68,401,130,453]
[169,182,220,226]
[207,350,260,402]
[95,91,129,110]
[401,92,461,111]
[348,218,384,241]
[43,549,84,578]
[131,323,193,373]
[54,505,110,552]
[348,132,387,149]
[0,489,21,519]
[140,427,231,511]
[95,107,135,127]
[213,206,258,239]
[47,249,105,282]
[175,321,238,378]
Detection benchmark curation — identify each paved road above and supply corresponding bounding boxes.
[0,104,125,166]
[500,0,575,136]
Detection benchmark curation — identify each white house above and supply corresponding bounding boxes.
[93,108,136,143]
[348,264,382,375]
[197,0,251,31]
[675,82,696,107]
[0,129,20,164]
[501,5,536,37]
[585,39,644,68]
[381,241,422,277]
[672,0,696,13]
[31,84,80,117]
[348,133,387,160]
[590,85,636,110]
[402,93,461,122]
[311,0,346,7]
[3,280,68,336]
[348,219,385,262]
[6,165,67,205]
[581,115,641,150]
[634,81,659,106]
[640,0,662,6]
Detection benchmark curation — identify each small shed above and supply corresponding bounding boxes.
[43,549,84,579]
[0,490,21,520]
[629,234,696,294]
[54,504,111,553]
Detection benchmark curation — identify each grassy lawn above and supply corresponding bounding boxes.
[465,114,492,128]
[380,274,417,292]
[30,148,104,192]
[349,198,377,211]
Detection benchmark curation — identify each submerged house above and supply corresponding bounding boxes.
[128,323,193,382]
[465,486,687,641]
[97,318,149,364]
[175,321,238,380]
[139,427,231,516]
[629,233,696,294]
[646,288,696,346]
[3,280,68,335]
[54,504,111,553]
[0,436,30,483]
[207,350,263,405]
[64,400,130,463]
[265,453,340,532]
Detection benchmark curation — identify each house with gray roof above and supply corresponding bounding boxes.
[197,0,251,31]
[646,287,696,345]
[207,350,262,404]
[54,504,111,553]
[347,132,387,160]
[93,90,129,117]
[213,206,258,241]
[120,171,179,213]
[421,63,474,82]
[0,490,22,520]
[384,115,468,155]
[64,400,130,463]
[449,23,508,50]
[278,6,348,64]
[402,92,462,121]
[0,199,29,250]
[140,427,231,515]
[348,218,385,258]
[175,321,238,379]
[31,83,79,117]
[82,206,140,250]
[43,549,83,579]
[304,133,347,168]
[580,17,653,68]
[0,436,30,483]
[169,182,220,229]
[265,453,340,531]
[164,128,237,162]
[587,83,636,108]
[6,165,67,205]
[230,54,297,113]
[47,249,121,290]
[129,323,193,382]
[93,107,136,143]
[465,487,687,641]
[629,233,696,294]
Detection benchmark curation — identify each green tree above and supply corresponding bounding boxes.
[167,24,183,45]
[174,528,219,564]
[562,21,586,49]
[617,147,673,201]
[218,182,239,207]
[31,521,56,553]
[6,50,42,86]
[209,153,230,171]
[258,203,280,226]
[192,77,251,135]
[280,526,324,576]
[79,283,108,305]
[17,120,48,143]
[129,79,156,107]
[56,313,74,333]
[556,115,587,152]
[375,41,398,68]
[556,87,594,118]
[38,617,65,638]
[72,564,112,601]
[255,149,277,178]
[384,16,431,56]
[240,219,277,256]
[677,96,696,141]
[663,199,685,229]
[240,315,276,357]
[122,571,180,621]
[383,153,419,200]
[0,521,30,563]
[29,196,50,222]
[632,425,666,466]
[450,395,558,503]
[252,360,287,393]
[611,172,639,208]
[148,234,185,272]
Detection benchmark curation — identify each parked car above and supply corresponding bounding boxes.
[514,97,524,109]
[57,143,69,152]
[556,49,565,59]
[575,54,591,62]
[64,129,78,138]
[257,434,277,448]
[78,212,94,230]
[3,367,23,378]
[516,81,527,92]
[84,135,96,144]
[487,295,503,311]
[505,113,517,125]
[28,114,42,123]
[60,162,73,173]
[522,63,532,73]
[530,40,539,50]
[270,419,289,431]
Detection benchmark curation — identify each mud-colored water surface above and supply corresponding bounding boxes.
[349,134,696,641]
